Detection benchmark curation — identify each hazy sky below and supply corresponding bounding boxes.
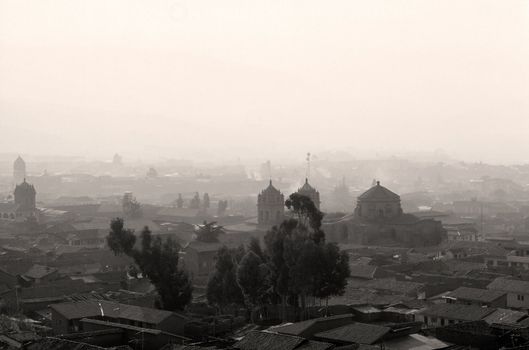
[1,0,528,163]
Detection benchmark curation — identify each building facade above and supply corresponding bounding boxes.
[296,178,321,209]
[257,180,285,228]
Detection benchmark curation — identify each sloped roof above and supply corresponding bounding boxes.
[446,287,506,303]
[348,264,377,279]
[50,300,185,324]
[24,265,58,279]
[315,322,390,344]
[418,303,496,321]
[357,182,400,202]
[234,331,306,350]
[26,337,131,350]
[272,314,354,337]
[298,179,318,194]
[261,180,282,196]
[296,340,334,350]
[483,308,527,325]
[487,277,529,294]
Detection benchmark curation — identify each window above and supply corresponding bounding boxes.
[440,318,445,326]
[517,294,525,301]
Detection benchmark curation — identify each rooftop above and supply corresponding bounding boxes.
[315,323,390,345]
[50,300,186,324]
[446,287,506,303]
[357,182,400,202]
[487,277,529,294]
[418,303,496,322]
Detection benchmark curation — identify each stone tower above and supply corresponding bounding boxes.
[257,180,285,228]
[13,156,26,185]
[297,178,321,209]
[14,179,36,212]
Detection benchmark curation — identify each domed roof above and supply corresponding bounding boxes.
[298,178,318,194]
[358,181,400,202]
[261,180,281,195]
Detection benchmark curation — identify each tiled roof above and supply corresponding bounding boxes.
[447,287,506,303]
[483,308,527,325]
[26,337,131,350]
[24,265,58,279]
[50,300,185,325]
[271,314,353,337]
[315,323,390,344]
[348,265,377,279]
[234,331,306,350]
[487,277,529,294]
[296,340,334,350]
[418,303,496,322]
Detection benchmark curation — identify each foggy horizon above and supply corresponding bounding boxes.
[1,0,529,164]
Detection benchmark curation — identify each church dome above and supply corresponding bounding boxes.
[298,178,317,194]
[296,178,321,209]
[357,181,400,202]
[258,180,284,204]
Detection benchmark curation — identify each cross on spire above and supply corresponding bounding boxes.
[306,152,311,180]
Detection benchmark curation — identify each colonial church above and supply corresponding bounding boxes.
[296,178,321,209]
[0,179,39,222]
[324,181,445,247]
[257,180,285,228]
[257,177,322,229]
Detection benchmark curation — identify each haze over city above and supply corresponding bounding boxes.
[1,0,529,163]
[4,2,529,349]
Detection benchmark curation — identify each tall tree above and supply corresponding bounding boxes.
[285,193,325,244]
[313,243,350,312]
[248,237,264,261]
[236,251,267,322]
[207,246,244,311]
[107,219,193,311]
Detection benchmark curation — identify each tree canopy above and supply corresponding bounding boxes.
[107,218,192,311]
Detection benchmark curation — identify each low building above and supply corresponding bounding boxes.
[416,303,496,327]
[270,314,354,339]
[444,287,507,308]
[22,264,59,285]
[235,330,334,350]
[487,277,529,310]
[50,300,189,335]
[182,241,224,281]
